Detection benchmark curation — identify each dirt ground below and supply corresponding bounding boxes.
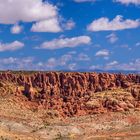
[0,92,140,140]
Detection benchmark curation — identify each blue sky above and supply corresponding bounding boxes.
[0,0,140,71]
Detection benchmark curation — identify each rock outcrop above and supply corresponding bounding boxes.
[0,71,140,117]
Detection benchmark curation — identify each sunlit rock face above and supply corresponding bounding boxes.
[0,71,140,117]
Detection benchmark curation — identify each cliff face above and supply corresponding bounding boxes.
[0,72,140,117]
[0,72,139,89]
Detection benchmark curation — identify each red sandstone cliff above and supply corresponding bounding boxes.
[0,71,140,117]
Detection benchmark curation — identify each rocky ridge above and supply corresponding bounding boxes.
[0,71,140,117]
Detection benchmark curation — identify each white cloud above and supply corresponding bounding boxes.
[105,59,140,70]
[87,15,140,31]
[114,0,140,5]
[107,61,118,66]
[89,65,101,70]
[46,58,57,69]
[10,24,23,34]
[1,57,17,64]
[0,55,72,70]
[63,19,75,30]
[0,0,57,24]
[37,54,73,70]
[39,36,91,50]
[0,41,24,52]
[23,35,41,41]
[77,53,90,61]
[68,63,77,71]
[0,0,62,33]
[89,59,140,71]
[106,33,118,44]
[136,42,140,46]
[0,57,34,70]
[59,54,72,66]
[31,18,62,32]
[74,0,96,2]
[95,49,110,57]
[39,54,73,70]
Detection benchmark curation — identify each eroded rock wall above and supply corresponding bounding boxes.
[0,72,139,89]
[0,72,140,117]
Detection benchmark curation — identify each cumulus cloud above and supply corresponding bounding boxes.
[0,41,24,52]
[0,55,72,70]
[63,19,76,30]
[106,33,118,44]
[68,63,77,71]
[90,59,140,71]
[114,0,140,5]
[0,53,89,71]
[95,49,110,57]
[87,15,140,31]
[31,18,62,32]
[105,59,140,70]
[10,24,23,34]
[0,57,34,70]
[39,36,91,50]
[0,0,62,33]
[45,54,72,70]
[0,57,33,65]
[0,0,57,24]
[0,57,17,65]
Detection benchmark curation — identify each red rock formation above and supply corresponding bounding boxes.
[0,71,140,117]
[23,82,36,101]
